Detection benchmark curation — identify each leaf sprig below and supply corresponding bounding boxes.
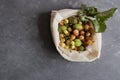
[79,4,117,33]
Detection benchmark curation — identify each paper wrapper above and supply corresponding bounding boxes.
[51,9,102,62]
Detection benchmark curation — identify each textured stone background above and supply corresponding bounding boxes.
[0,0,120,80]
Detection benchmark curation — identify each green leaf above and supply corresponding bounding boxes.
[92,20,106,33]
[96,8,117,21]
[85,6,98,16]
[79,16,89,22]
[81,4,86,12]
[92,8,117,32]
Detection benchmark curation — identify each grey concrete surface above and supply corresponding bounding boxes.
[0,0,120,80]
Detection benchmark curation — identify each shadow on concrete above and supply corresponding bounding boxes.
[37,12,62,59]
